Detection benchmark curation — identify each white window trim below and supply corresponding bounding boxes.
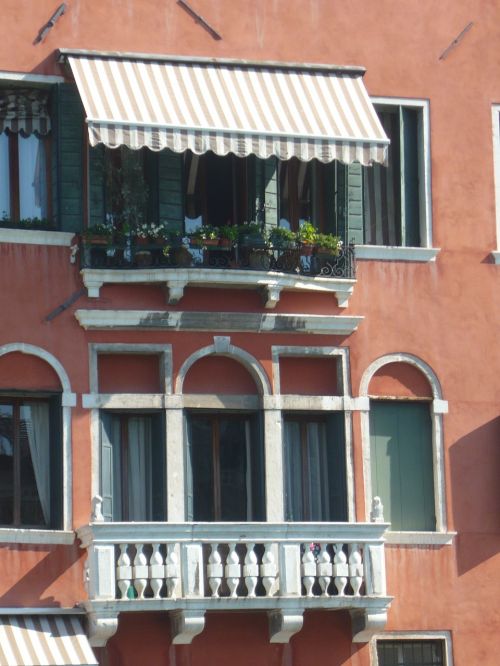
[359,353,450,541]
[368,97,433,254]
[370,631,453,666]
[0,343,76,534]
[490,105,500,263]
[0,71,64,85]
[0,229,76,246]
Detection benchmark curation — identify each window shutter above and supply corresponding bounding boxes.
[53,83,84,233]
[49,395,63,529]
[100,413,120,522]
[250,414,266,521]
[262,157,278,231]
[400,107,421,246]
[88,145,105,228]
[158,149,184,233]
[370,401,435,531]
[346,162,364,244]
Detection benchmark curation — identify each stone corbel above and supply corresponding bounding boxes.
[170,610,206,644]
[262,284,282,309]
[335,285,354,308]
[85,279,104,298]
[268,609,304,643]
[87,611,119,647]
[350,609,388,643]
[166,279,188,305]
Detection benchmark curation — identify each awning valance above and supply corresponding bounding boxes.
[63,51,389,165]
[0,616,98,666]
[0,88,51,135]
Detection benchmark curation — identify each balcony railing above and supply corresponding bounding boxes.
[78,521,391,646]
[80,239,356,279]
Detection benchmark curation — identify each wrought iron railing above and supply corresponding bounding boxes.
[80,239,356,279]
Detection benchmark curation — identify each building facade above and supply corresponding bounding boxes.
[0,1,498,665]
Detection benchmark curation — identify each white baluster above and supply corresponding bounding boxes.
[207,544,223,597]
[260,544,277,597]
[243,543,258,597]
[301,546,316,597]
[149,543,165,599]
[333,544,348,596]
[225,543,241,598]
[349,544,363,596]
[165,544,179,598]
[317,543,332,596]
[133,543,149,599]
[116,544,132,599]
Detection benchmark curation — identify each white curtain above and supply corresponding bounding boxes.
[284,421,304,521]
[0,133,10,218]
[127,417,152,521]
[18,134,47,219]
[23,403,50,524]
[306,422,329,521]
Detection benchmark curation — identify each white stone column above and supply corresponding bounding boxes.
[263,407,284,521]
[166,407,186,521]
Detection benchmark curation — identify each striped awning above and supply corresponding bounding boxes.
[0,616,98,666]
[0,88,51,136]
[63,51,389,165]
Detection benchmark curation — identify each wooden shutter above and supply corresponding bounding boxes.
[53,83,84,232]
[259,156,278,231]
[88,145,105,228]
[158,149,184,233]
[100,413,121,522]
[370,401,435,531]
[334,162,364,245]
[325,413,348,521]
[400,107,421,246]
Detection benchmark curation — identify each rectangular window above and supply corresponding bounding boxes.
[284,414,347,522]
[187,413,265,521]
[370,401,435,531]
[100,412,165,522]
[0,132,50,222]
[377,640,445,666]
[362,102,427,247]
[0,396,61,528]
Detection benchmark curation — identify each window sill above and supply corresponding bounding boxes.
[355,245,440,262]
[0,228,76,247]
[0,528,75,545]
[385,531,456,546]
[491,250,500,264]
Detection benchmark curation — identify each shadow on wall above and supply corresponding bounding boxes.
[449,416,500,576]
[0,543,82,605]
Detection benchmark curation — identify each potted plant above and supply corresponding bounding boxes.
[269,226,297,249]
[218,224,239,247]
[315,233,343,257]
[238,221,267,249]
[83,221,115,245]
[189,225,219,247]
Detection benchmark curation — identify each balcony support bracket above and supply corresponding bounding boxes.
[86,610,119,647]
[166,279,188,305]
[170,609,206,644]
[350,608,388,643]
[268,609,304,643]
[262,284,282,309]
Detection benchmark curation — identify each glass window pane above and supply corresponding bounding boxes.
[19,403,49,526]
[219,418,248,521]
[0,405,14,525]
[0,133,10,219]
[190,416,214,521]
[18,135,48,219]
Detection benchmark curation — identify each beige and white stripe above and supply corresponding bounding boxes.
[0,616,98,666]
[68,54,389,165]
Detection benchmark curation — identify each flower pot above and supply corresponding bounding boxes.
[300,243,314,256]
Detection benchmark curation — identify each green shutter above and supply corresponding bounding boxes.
[400,107,421,246]
[370,401,435,531]
[100,413,121,522]
[321,162,337,234]
[346,162,364,244]
[158,149,183,233]
[53,84,84,232]
[263,157,278,231]
[88,145,105,228]
[334,162,348,243]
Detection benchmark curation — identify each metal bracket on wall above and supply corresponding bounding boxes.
[177,0,222,40]
[34,3,67,44]
[438,22,473,61]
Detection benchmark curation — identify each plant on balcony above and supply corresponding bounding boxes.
[189,225,219,247]
[83,221,116,244]
[269,226,297,249]
[238,221,267,248]
[0,215,55,231]
[218,224,239,247]
[132,221,169,244]
[315,233,343,256]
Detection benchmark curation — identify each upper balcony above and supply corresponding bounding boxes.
[80,234,356,308]
[77,518,391,648]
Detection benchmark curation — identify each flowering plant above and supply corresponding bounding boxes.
[133,222,169,240]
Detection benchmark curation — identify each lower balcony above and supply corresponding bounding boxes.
[77,521,391,647]
[79,240,356,308]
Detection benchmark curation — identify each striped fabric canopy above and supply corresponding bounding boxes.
[65,52,389,165]
[0,88,51,135]
[0,616,98,666]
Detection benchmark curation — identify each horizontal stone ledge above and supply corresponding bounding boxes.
[75,309,363,335]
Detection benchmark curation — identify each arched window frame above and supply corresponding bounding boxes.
[359,353,454,545]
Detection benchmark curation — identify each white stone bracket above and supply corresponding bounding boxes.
[261,284,282,309]
[170,610,206,644]
[167,279,188,305]
[350,609,388,643]
[268,609,304,643]
[86,611,119,647]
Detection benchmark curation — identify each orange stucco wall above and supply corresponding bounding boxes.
[0,2,498,665]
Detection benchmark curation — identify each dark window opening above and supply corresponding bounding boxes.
[0,396,61,529]
[187,413,265,522]
[284,413,346,522]
[377,640,445,666]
